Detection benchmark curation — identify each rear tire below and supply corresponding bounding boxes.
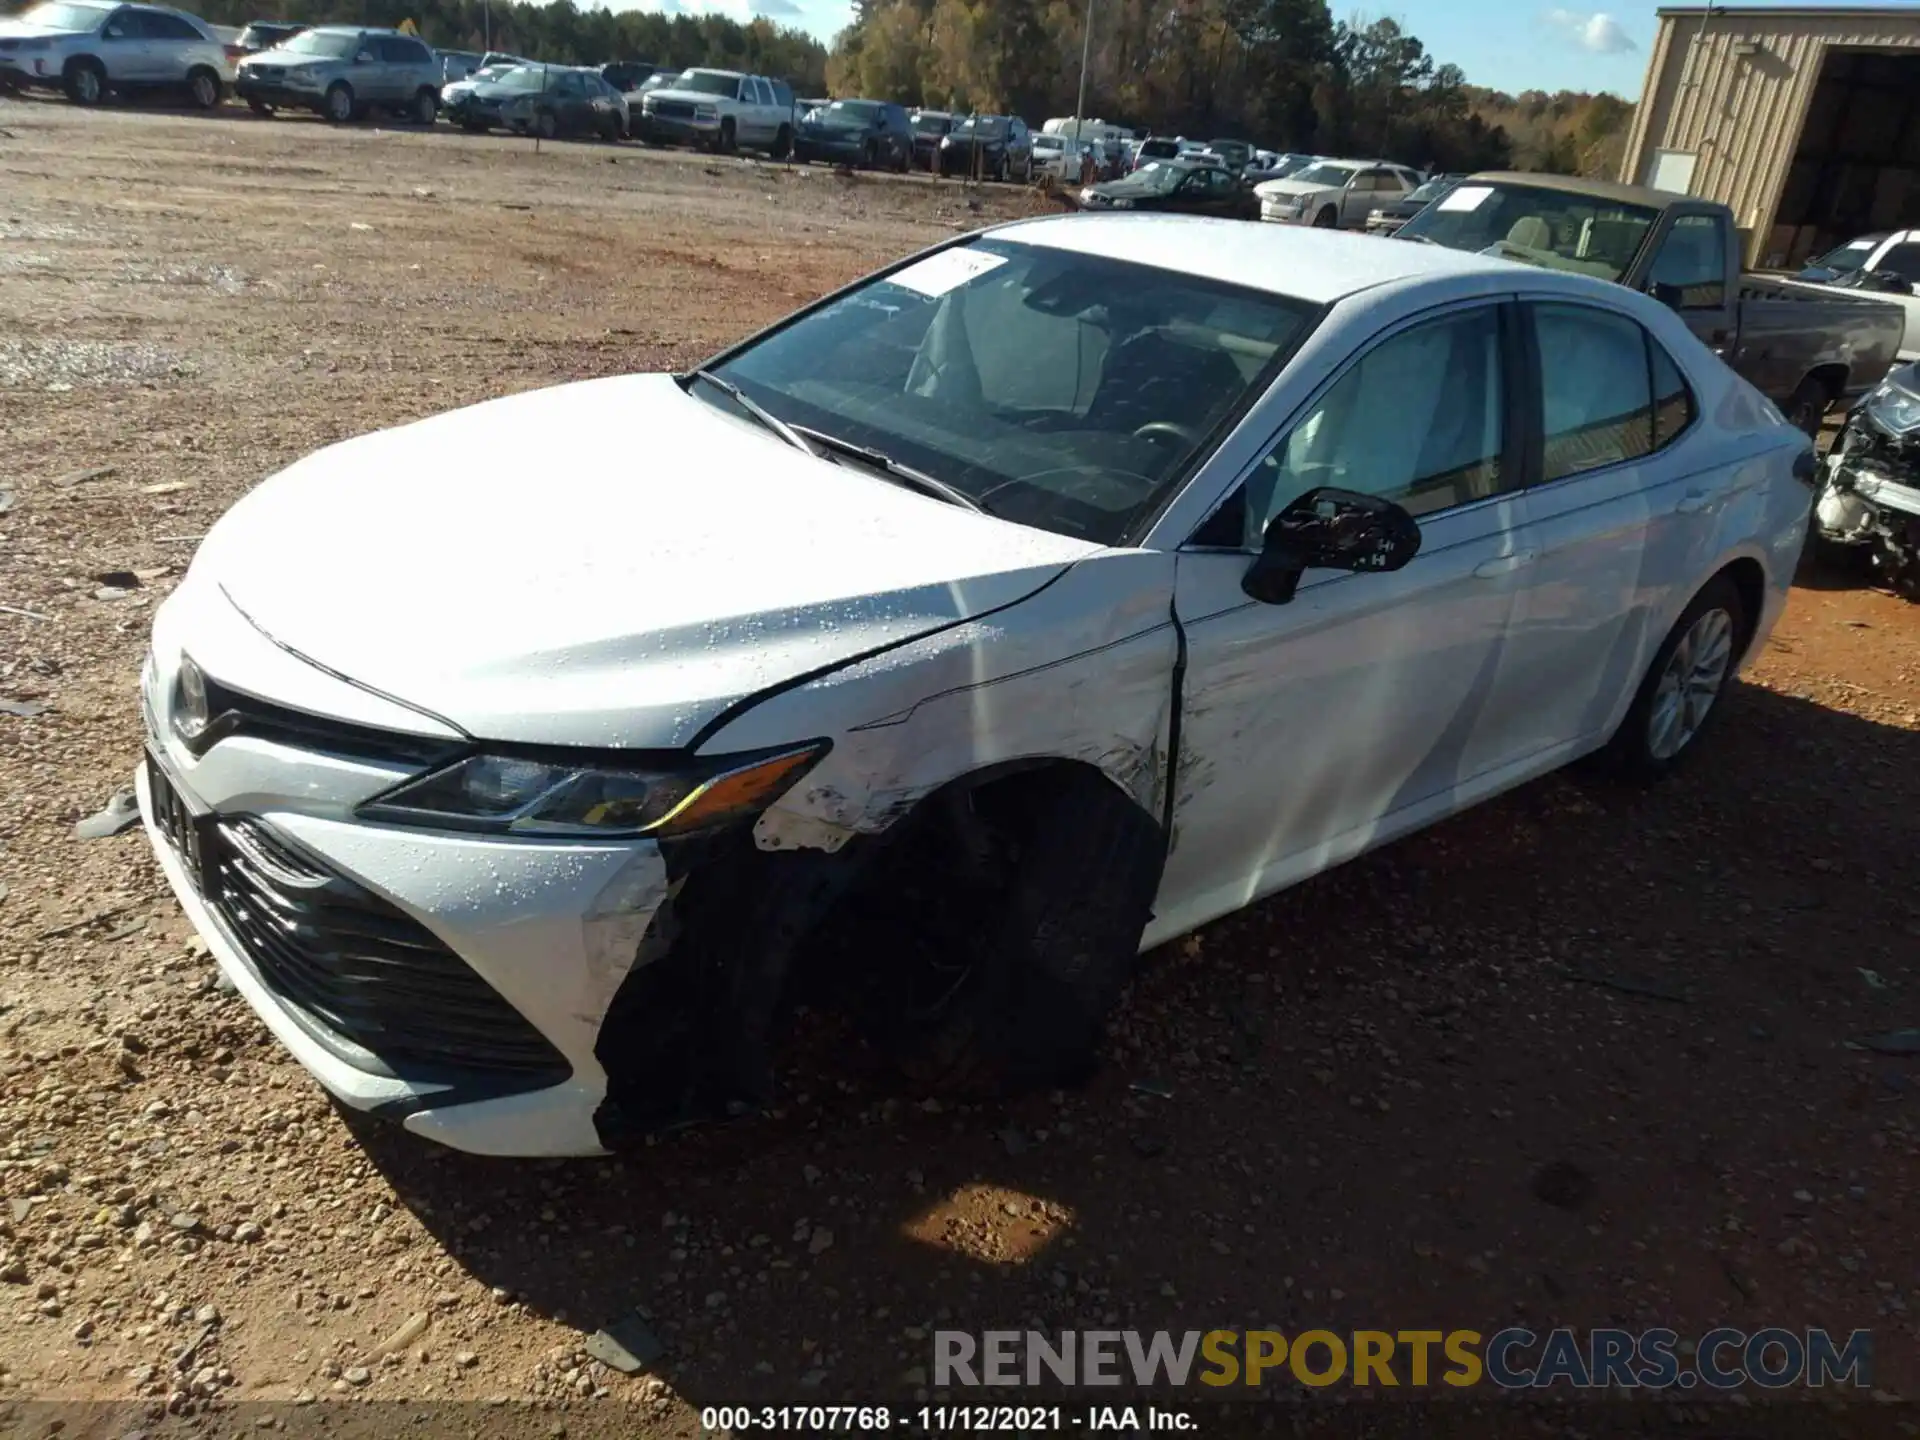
[186,66,221,110]
[410,88,437,126]
[1597,574,1749,783]
[64,57,106,106]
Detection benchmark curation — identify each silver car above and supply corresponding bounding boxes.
[0,0,230,109]
[235,24,440,125]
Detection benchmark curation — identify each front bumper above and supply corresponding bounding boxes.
[0,54,60,86]
[444,98,503,126]
[137,592,674,1157]
[236,78,326,110]
[637,112,718,144]
[796,134,866,162]
[1260,198,1308,223]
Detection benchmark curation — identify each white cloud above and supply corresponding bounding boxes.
[1547,8,1637,54]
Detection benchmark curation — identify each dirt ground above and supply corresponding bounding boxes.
[1,97,1917,1435]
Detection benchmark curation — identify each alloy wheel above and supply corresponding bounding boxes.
[1646,606,1734,760]
[74,67,102,104]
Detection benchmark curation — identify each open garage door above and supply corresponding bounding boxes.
[1771,47,1920,267]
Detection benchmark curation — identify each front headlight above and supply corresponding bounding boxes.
[694,103,718,121]
[1865,382,1920,435]
[357,742,826,839]
[172,654,211,743]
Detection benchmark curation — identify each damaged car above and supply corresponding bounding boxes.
[1814,361,1920,597]
[138,217,1815,1156]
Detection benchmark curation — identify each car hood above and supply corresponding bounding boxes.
[190,373,1100,750]
[1253,177,1338,199]
[645,86,726,105]
[1088,176,1175,201]
[245,46,325,65]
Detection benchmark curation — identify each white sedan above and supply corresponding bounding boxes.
[137,217,1814,1156]
[1256,158,1420,228]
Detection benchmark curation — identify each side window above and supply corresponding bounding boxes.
[1648,214,1728,308]
[144,11,201,39]
[1875,242,1920,283]
[372,36,405,61]
[1535,303,1655,479]
[1242,305,1508,538]
[555,72,584,96]
[1650,337,1697,448]
[106,8,150,36]
[401,39,431,64]
[771,80,793,108]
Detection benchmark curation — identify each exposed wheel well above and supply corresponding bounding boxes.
[1714,556,1767,663]
[1802,363,1848,400]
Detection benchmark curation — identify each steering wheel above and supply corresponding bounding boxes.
[1133,420,1200,448]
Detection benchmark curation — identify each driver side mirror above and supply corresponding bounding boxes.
[1241,486,1422,605]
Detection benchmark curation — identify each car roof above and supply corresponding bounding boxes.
[990,213,1531,306]
[1465,170,1692,211]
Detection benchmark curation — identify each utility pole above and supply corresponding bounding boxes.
[484,0,491,51]
[1071,0,1093,145]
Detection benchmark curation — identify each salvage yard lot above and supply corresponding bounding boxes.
[2,99,1919,1430]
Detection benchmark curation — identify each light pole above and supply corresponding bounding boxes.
[1072,0,1093,144]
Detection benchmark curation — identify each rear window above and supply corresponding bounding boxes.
[1139,139,1178,159]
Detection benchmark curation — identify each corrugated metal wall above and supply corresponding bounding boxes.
[1620,7,1920,264]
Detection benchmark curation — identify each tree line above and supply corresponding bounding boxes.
[178,0,832,93]
[827,0,1634,177]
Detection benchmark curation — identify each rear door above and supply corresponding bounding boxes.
[137,8,203,81]
[100,7,157,82]
[1499,297,1701,759]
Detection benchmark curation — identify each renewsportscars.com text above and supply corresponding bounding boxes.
[935,1327,1873,1390]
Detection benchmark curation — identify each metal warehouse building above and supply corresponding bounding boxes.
[1620,5,1920,269]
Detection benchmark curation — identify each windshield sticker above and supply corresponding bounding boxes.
[1438,184,1494,213]
[887,249,1009,297]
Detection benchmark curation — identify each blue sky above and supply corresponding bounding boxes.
[604,0,1664,99]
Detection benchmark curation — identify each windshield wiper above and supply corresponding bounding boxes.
[791,426,987,514]
[685,369,818,458]
[1397,231,1438,245]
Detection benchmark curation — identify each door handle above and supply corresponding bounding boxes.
[1472,550,1537,578]
[1675,490,1711,514]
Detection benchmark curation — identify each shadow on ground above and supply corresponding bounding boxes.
[348,683,1920,1406]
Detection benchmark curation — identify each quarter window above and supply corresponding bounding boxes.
[1243,305,1508,535]
[1535,303,1657,479]
[1650,335,1696,448]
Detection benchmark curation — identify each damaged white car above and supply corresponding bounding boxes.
[139,216,1814,1156]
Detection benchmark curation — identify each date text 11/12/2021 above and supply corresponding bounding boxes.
[697,1406,1197,1431]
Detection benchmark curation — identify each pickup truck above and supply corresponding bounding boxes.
[1396,172,1904,434]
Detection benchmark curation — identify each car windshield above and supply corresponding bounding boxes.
[1127,162,1190,193]
[1405,176,1454,204]
[1292,163,1359,187]
[492,66,550,91]
[676,70,739,96]
[1397,180,1660,283]
[911,113,951,134]
[20,2,108,28]
[706,238,1314,545]
[1807,237,1882,274]
[281,29,362,57]
[822,100,880,121]
[951,117,1005,138]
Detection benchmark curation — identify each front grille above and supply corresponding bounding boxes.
[193,674,460,768]
[650,99,696,119]
[200,816,569,1083]
[248,65,283,79]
